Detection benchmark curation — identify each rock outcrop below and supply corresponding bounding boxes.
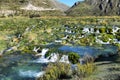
[66,0,120,16]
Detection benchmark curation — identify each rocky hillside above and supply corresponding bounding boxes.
[66,0,120,16]
[0,0,69,16]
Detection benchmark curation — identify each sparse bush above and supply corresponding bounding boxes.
[107,28,113,34]
[74,63,95,78]
[68,52,80,64]
[99,27,106,33]
[116,35,120,41]
[94,27,98,32]
[29,13,40,18]
[38,63,71,80]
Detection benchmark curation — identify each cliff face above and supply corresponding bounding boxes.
[66,0,120,16]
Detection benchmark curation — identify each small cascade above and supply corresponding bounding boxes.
[95,37,110,44]
[0,50,3,56]
[113,39,120,44]
[59,55,69,63]
[78,35,84,39]
[18,34,21,38]
[90,28,94,33]
[47,53,58,62]
[34,53,58,63]
[112,26,120,34]
[33,48,59,63]
[82,28,90,33]
[36,71,45,78]
[35,48,48,56]
[33,47,40,53]
[55,40,62,43]
[65,29,69,33]
[62,35,68,40]
[96,29,100,33]
[40,49,49,58]
[34,49,49,63]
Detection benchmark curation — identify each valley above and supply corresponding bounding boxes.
[0,0,120,80]
[0,17,120,80]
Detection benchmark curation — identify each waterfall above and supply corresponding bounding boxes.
[82,28,90,33]
[62,35,68,40]
[33,48,59,63]
[33,47,40,53]
[59,55,69,63]
[95,37,110,44]
[47,53,58,62]
[112,26,120,35]
[55,40,62,43]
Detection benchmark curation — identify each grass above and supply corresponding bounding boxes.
[0,16,120,52]
[0,16,120,79]
[84,55,120,80]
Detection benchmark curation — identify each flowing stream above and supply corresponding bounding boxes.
[0,44,118,80]
[59,45,118,57]
[0,53,44,80]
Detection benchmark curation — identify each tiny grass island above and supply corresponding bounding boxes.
[0,0,120,80]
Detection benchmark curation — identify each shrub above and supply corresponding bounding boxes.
[94,27,98,32]
[74,63,95,78]
[68,52,80,64]
[107,28,113,34]
[79,37,89,46]
[99,27,106,33]
[73,63,96,79]
[116,35,120,41]
[38,63,71,80]
[29,13,41,18]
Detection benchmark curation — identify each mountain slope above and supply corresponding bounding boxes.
[0,0,69,16]
[50,0,69,11]
[66,0,120,16]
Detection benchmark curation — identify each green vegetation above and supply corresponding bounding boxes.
[74,63,95,78]
[99,27,106,33]
[0,17,120,54]
[38,63,71,80]
[38,62,95,80]
[0,16,120,80]
[68,52,80,64]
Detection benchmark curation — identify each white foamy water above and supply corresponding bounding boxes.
[82,28,90,33]
[59,55,69,63]
[55,40,62,43]
[95,37,110,44]
[112,26,120,35]
[33,47,40,53]
[47,53,58,62]
[113,39,120,44]
[33,48,59,63]
[19,70,45,78]
[62,35,68,40]
[34,53,58,63]
[35,48,49,56]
